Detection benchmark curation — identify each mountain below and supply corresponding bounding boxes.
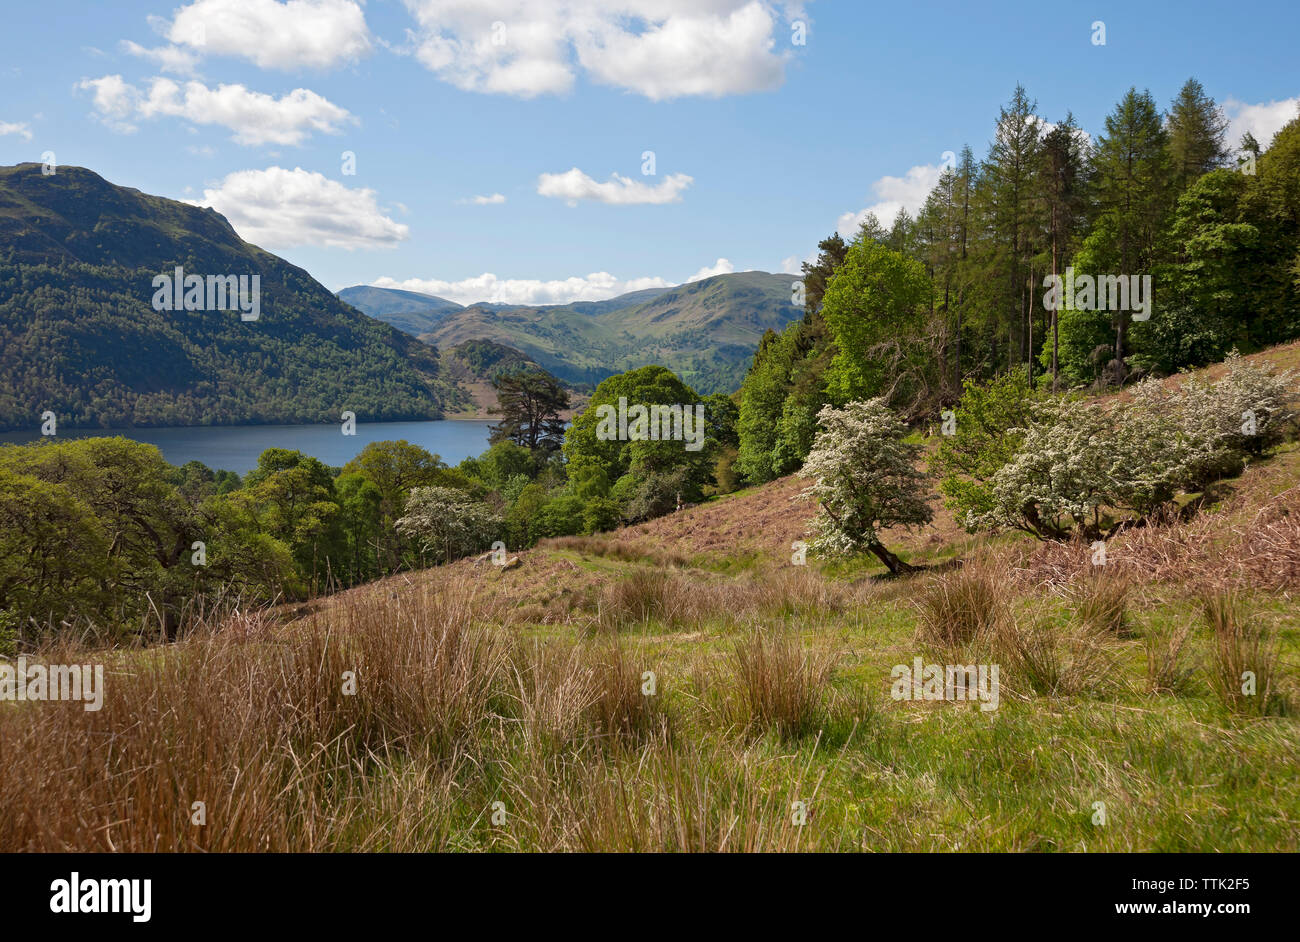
[335,285,463,336]
[554,285,674,316]
[416,272,801,393]
[440,338,587,419]
[0,164,468,431]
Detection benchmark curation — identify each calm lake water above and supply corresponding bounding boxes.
[0,420,496,474]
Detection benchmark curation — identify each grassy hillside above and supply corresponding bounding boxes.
[3,345,1296,852]
[0,164,469,430]
[440,338,586,419]
[420,271,800,393]
[336,285,464,336]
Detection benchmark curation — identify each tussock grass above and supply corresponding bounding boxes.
[1144,622,1198,694]
[731,629,833,740]
[994,616,1122,699]
[1067,569,1131,635]
[1201,591,1283,715]
[914,565,1009,650]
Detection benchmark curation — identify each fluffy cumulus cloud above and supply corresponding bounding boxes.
[537,168,693,205]
[1224,95,1300,151]
[687,257,734,282]
[372,271,674,306]
[0,121,33,141]
[402,0,799,100]
[78,75,353,146]
[835,162,944,238]
[460,192,506,204]
[153,0,372,71]
[121,40,201,75]
[192,167,409,250]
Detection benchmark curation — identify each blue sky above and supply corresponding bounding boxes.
[1,0,1297,305]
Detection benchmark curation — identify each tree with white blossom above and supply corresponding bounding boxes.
[799,398,933,574]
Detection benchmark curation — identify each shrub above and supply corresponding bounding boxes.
[531,495,585,539]
[932,367,1047,526]
[800,398,933,573]
[395,486,501,565]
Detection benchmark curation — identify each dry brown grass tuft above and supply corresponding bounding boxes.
[731,629,833,739]
[1145,622,1197,694]
[597,567,695,631]
[1067,568,1132,635]
[1200,590,1283,715]
[0,585,508,852]
[994,616,1122,699]
[914,565,1009,650]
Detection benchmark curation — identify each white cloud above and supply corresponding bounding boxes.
[370,254,752,306]
[192,167,409,250]
[835,162,943,238]
[779,252,810,274]
[121,40,200,75]
[537,168,693,205]
[159,0,371,70]
[78,75,353,146]
[1224,96,1300,152]
[0,121,33,141]
[372,271,674,306]
[687,257,734,282]
[460,192,506,204]
[402,0,797,100]
[77,75,140,132]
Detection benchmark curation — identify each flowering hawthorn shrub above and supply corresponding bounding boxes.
[800,398,933,573]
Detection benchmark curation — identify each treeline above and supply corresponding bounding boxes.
[738,80,1300,483]
[0,365,740,646]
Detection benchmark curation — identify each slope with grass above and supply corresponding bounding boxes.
[2,347,1297,852]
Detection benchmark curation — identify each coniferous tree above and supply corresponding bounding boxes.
[1167,78,1229,192]
[1089,87,1172,369]
[489,369,570,453]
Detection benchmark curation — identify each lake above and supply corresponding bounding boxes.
[0,419,497,474]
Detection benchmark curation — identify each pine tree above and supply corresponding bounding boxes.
[1039,113,1092,391]
[1090,87,1172,367]
[980,85,1045,378]
[1167,78,1229,191]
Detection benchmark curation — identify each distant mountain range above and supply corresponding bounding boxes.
[0,164,468,431]
[339,271,801,393]
[0,160,798,437]
[335,285,464,336]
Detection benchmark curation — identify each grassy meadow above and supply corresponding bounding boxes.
[2,426,1296,852]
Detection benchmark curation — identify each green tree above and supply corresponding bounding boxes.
[1089,87,1172,369]
[489,369,570,453]
[1166,77,1229,192]
[820,238,932,407]
[563,366,714,511]
[800,399,933,574]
